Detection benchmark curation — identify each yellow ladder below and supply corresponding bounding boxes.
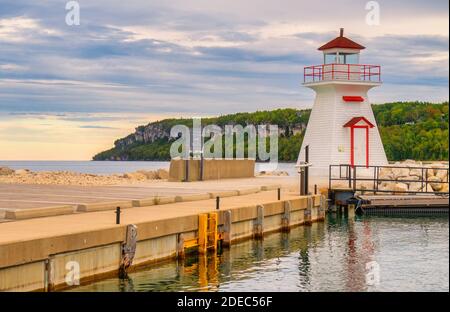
[198,212,218,254]
[182,212,218,254]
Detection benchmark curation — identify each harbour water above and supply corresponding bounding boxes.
[69,215,449,292]
[0,161,298,176]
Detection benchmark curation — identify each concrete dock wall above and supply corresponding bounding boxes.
[0,195,325,292]
[169,159,255,181]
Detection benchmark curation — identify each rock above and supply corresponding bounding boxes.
[392,167,409,180]
[156,169,169,179]
[394,182,408,193]
[137,170,158,179]
[409,182,424,192]
[379,182,396,191]
[425,184,434,193]
[398,175,420,183]
[403,159,418,166]
[409,168,423,178]
[435,168,448,181]
[0,167,14,176]
[14,169,30,175]
[123,172,147,180]
[428,176,443,191]
[441,183,449,193]
[256,170,288,177]
[426,168,435,179]
[378,167,393,180]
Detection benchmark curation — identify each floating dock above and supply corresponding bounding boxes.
[356,194,449,214]
[328,188,449,215]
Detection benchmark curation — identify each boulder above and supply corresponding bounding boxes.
[428,176,443,191]
[409,182,424,193]
[379,181,396,192]
[123,172,147,180]
[425,184,434,193]
[137,170,158,179]
[156,169,169,179]
[398,175,420,183]
[403,159,419,166]
[392,167,409,180]
[393,182,408,193]
[14,169,30,175]
[409,168,423,178]
[435,168,448,181]
[426,168,436,179]
[378,167,394,180]
[0,167,14,176]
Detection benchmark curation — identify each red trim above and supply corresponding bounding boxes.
[346,117,372,168]
[343,96,364,102]
[349,126,370,168]
[366,126,369,168]
[343,116,375,128]
[350,127,354,167]
[318,36,365,51]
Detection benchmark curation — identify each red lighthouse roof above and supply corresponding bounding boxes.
[318,28,365,51]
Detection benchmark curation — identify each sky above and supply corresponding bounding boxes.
[0,0,448,160]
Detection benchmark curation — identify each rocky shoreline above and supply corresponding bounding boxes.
[375,160,449,193]
[0,167,170,186]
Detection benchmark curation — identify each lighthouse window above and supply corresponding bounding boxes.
[344,53,359,64]
[324,53,359,64]
[325,53,338,64]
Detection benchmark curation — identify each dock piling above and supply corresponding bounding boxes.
[222,210,232,247]
[115,207,121,225]
[281,201,291,232]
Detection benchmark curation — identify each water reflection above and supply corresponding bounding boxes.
[70,215,449,292]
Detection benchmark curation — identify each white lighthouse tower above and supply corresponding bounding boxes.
[297,28,388,179]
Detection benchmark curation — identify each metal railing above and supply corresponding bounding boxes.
[329,164,449,195]
[304,64,381,83]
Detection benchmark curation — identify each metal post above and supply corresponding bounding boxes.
[305,145,309,195]
[314,184,318,195]
[200,153,204,181]
[184,158,190,182]
[216,196,220,210]
[115,207,121,225]
[328,165,332,191]
[348,165,352,188]
[300,168,305,196]
[353,166,357,191]
[277,188,281,200]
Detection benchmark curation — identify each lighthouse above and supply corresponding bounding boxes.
[297,28,388,178]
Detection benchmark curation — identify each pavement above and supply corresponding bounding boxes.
[0,176,299,221]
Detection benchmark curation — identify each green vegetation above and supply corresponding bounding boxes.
[93,102,448,162]
[374,102,448,161]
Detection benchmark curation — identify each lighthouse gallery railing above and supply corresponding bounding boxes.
[304,64,381,83]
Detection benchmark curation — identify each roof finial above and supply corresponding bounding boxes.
[340,28,344,37]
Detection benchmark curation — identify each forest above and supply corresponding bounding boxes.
[93,102,449,162]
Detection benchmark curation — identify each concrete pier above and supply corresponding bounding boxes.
[0,181,325,292]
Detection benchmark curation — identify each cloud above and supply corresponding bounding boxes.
[78,125,118,129]
[0,0,447,159]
